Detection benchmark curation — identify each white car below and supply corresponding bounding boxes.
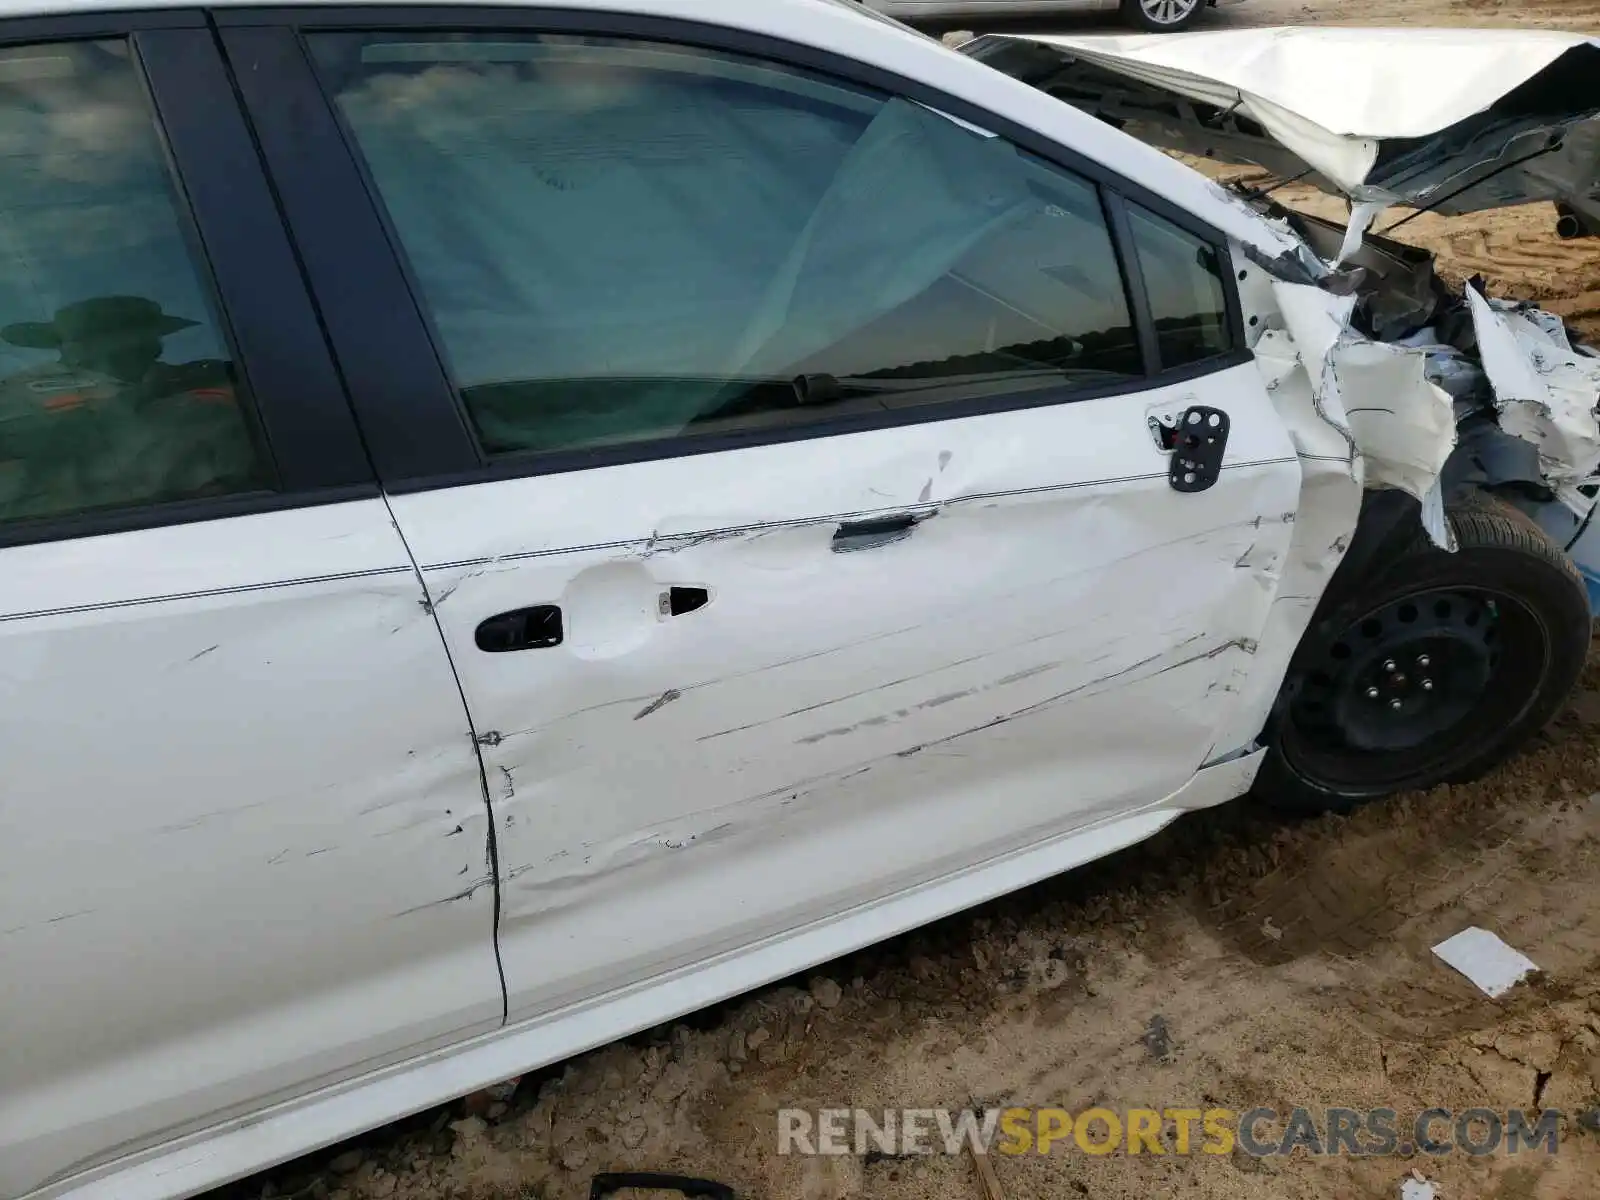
[3,4,1598,1200]
[862,0,1243,34]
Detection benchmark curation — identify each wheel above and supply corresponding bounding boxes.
[1120,0,1207,32]
[1256,495,1591,815]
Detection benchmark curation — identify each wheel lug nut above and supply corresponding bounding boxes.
[1421,679,1433,691]
[1366,687,1380,699]
[1390,699,1403,710]
[1417,655,1430,668]
[1383,659,1397,672]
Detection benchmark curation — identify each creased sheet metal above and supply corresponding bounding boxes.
[1466,289,1600,512]
[1271,281,1459,548]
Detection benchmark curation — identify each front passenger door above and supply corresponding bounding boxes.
[236,19,1303,1030]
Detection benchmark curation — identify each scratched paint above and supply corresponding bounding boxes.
[0,500,503,1200]
[387,359,1303,1023]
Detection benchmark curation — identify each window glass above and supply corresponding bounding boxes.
[0,39,269,525]
[1124,203,1232,370]
[309,33,1139,458]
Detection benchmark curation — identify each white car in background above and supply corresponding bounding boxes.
[3,3,1598,1200]
[863,0,1243,34]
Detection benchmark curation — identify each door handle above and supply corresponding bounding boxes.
[831,512,922,553]
[475,604,563,652]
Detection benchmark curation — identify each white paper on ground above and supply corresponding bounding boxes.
[1400,1175,1437,1200]
[1431,927,1539,997]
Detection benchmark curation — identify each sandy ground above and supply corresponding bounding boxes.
[238,671,1600,1200]
[216,3,1600,1199]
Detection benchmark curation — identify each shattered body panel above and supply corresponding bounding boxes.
[968,27,1600,602]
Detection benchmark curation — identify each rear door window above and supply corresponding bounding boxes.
[0,38,271,525]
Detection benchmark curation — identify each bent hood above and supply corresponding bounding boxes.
[964,26,1600,221]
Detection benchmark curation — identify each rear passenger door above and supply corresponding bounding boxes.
[223,10,1303,1029]
[0,20,500,1199]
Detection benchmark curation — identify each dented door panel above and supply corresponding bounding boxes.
[0,502,501,1200]
[388,362,1302,1022]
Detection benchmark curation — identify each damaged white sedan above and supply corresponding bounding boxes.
[3,5,1597,1200]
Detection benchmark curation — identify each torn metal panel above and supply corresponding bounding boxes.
[1332,341,1458,506]
[1247,280,1458,551]
[965,28,1600,220]
[1247,208,1599,544]
[1245,258,1598,579]
[1203,262,1365,758]
[1334,200,1389,268]
[878,20,1600,564]
[1466,288,1600,511]
[1271,285,1457,501]
[1258,203,1451,342]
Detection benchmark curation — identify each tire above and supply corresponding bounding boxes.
[1255,495,1591,816]
[1120,0,1207,32]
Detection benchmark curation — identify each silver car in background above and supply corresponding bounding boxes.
[862,0,1244,34]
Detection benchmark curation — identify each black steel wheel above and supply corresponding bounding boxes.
[1257,496,1590,814]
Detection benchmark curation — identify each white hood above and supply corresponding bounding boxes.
[968,26,1600,218]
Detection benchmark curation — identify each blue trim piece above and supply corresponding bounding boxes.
[1581,568,1600,617]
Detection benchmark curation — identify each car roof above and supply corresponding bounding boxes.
[1,0,880,22]
[0,0,1301,257]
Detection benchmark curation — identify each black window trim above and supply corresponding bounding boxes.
[0,9,203,45]
[0,14,378,550]
[1107,190,1243,376]
[218,5,1252,496]
[1104,192,1163,376]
